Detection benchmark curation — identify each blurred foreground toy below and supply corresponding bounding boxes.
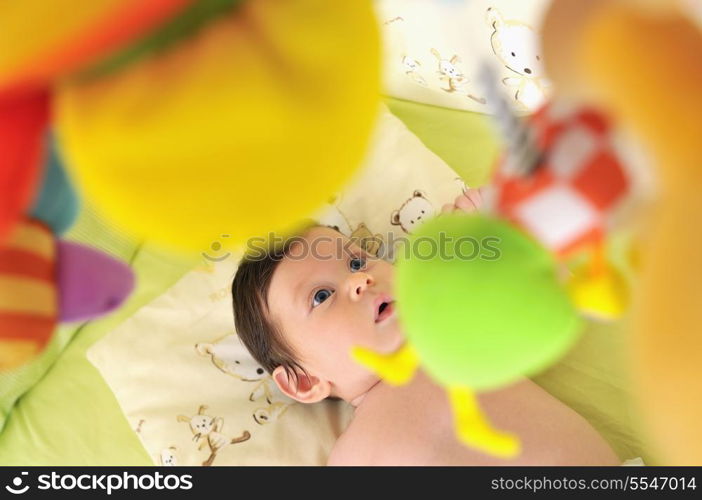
[349,57,650,455]
[0,148,133,371]
[354,214,582,458]
[1,1,378,371]
[0,0,380,252]
[0,220,134,371]
[478,63,633,321]
[351,65,638,457]
[542,0,702,465]
[0,92,49,245]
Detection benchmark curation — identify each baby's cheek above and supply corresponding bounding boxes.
[375,260,395,286]
[314,324,358,364]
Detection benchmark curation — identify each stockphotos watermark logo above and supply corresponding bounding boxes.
[5,472,29,495]
[202,231,502,263]
[4,471,193,496]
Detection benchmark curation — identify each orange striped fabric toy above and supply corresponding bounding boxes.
[0,218,56,371]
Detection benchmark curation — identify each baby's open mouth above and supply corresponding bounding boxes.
[375,300,395,323]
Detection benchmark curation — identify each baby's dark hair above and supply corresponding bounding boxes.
[231,225,319,384]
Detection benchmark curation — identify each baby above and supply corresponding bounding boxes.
[231,190,619,465]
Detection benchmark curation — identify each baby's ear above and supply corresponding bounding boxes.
[272,366,331,404]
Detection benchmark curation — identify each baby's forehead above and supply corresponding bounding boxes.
[304,225,344,242]
[286,226,358,260]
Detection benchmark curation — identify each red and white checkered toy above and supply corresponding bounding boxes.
[493,103,630,257]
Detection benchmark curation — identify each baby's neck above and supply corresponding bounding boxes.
[348,379,382,408]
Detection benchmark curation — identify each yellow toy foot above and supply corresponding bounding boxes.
[567,266,628,320]
[448,386,521,459]
[350,344,419,386]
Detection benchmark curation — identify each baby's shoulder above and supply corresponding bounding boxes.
[327,376,450,465]
[326,392,403,466]
[326,410,376,466]
[326,433,357,466]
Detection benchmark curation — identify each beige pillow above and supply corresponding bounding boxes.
[87,108,466,466]
[376,0,553,113]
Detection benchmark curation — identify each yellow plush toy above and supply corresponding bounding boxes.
[543,0,702,465]
[0,0,380,253]
[55,0,380,252]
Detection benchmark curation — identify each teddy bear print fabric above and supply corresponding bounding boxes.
[376,0,552,113]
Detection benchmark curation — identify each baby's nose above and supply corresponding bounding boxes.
[349,273,374,301]
[524,67,532,74]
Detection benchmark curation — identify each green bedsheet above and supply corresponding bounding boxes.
[0,99,654,465]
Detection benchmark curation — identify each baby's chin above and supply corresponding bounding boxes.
[374,322,405,355]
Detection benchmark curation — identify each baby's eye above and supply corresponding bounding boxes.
[349,256,366,272]
[312,288,334,308]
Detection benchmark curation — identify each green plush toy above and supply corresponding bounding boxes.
[353,214,581,458]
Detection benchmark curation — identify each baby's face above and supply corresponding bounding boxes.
[268,227,403,403]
